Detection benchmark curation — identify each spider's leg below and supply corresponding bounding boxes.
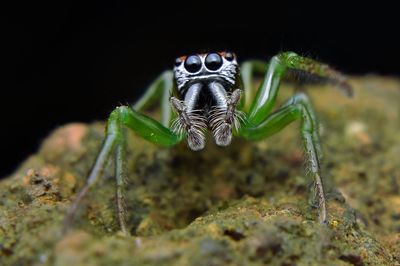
[114,70,174,234]
[63,106,181,234]
[132,70,174,126]
[281,93,322,160]
[63,71,180,235]
[63,126,117,234]
[240,60,268,111]
[115,132,127,234]
[240,92,327,224]
[246,51,352,126]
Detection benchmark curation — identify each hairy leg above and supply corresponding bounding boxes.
[245,52,352,126]
[63,71,180,234]
[240,93,327,224]
[115,132,127,234]
[281,93,323,160]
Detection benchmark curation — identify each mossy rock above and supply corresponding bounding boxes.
[1,76,399,265]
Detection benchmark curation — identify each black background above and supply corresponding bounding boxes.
[2,2,399,177]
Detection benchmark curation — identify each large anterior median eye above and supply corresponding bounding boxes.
[184,55,202,73]
[205,53,222,71]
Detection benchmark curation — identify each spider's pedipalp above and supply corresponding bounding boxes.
[209,89,243,147]
[170,96,207,151]
[213,122,233,146]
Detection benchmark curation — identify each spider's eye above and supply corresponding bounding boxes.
[175,57,183,67]
[205,53,222,71]
[184,55,202,73]
[224,52,234,61]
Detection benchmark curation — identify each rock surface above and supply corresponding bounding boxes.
[0,76,399,265]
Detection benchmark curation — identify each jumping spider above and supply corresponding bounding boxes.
[63,51,353,235]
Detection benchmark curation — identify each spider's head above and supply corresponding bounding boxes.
[173,51,239,93]
[171,52,244,151]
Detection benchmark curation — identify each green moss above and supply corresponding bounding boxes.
[1,76,399,265]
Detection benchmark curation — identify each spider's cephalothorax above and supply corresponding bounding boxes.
[171,52,244,151]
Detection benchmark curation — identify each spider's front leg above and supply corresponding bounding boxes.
[239,52,353,224]
[63,71,182,235]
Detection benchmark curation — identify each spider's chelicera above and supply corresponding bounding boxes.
[63,50,353,236]
[171,52,243,150]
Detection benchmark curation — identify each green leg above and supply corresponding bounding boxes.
[63,120,119,234]
[63,88,181,235]
[246,51,352,126]
[281,93,323,160]
[115,134,127,234]
[240,93,327,224]
[240,60,268,111]
[117,71,174,234]
[132,70,174,126]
